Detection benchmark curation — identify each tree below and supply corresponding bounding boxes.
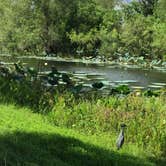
[0,0,165,60]
[138,0,158,16]
[155,0,166,21]
[120,15,155,59]
[0,0,43,55]
[99,10,122,58]
[95,0,117,9]
[122,1,143,19]
[68,0,103,56]
[152,21,166,60]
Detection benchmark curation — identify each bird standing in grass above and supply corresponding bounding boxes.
[116,124,127,150]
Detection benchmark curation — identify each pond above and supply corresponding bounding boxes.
[0,56,166,91]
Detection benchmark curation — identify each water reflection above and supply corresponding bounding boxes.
[0,56,166,90]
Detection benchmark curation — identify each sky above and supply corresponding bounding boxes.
[124,0,132,3]
[115,0,133,10]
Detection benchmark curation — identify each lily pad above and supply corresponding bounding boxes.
[114,80,138,83]
[152,82,166,86]
[110,85,130,95]
[92,82,104,89]
[148,85,164,88]
[131,86,145,89]
[83,83,92,87]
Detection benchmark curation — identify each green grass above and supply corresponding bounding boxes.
[47,95,166,157]
[0,74,165,165]
[0,104,163,166]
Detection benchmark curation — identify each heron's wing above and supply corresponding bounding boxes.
[116,133,124,149]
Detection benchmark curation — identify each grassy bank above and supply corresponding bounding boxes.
[0,65,165,165]
[0,104,164,166]
[47,94,166,157]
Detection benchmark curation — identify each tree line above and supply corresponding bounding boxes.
[0,0,165,60]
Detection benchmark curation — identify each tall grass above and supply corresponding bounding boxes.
[47,94,166,158]
[0,75,165,160]
[0,104,160,166]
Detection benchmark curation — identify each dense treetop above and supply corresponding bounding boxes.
[0,0,165,60]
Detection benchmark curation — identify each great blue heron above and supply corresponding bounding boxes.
[116,124,127,150]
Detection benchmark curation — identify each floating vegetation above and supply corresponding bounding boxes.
[101,80,111,86]
[73,73,87,76]
[131,86,145,90]
[148,85,164,89]
[75,75,87,80]
[0,61,165,114]
[92,82,104,89]
[58,81,67,85]
[83,83,92,87]
[0,55,166,95]
[86,72,105,76]
[143,89,160,97]
[70,84,83,94]
[92,77,105,81]
[110,85,131,95]
[114,80,138,83]
[152,82,166,86]
[120,64,141,69]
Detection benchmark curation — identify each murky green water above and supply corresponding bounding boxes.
[1,56,166,90]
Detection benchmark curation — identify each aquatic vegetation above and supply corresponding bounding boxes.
[92,82,104,89]
[110,85,131,95]
[143,88,166,97]
[0,62,165,99]
[0,62,165,161]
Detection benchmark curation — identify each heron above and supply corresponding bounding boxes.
[116,123,127,150]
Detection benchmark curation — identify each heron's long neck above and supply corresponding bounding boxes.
[121,128,125,135]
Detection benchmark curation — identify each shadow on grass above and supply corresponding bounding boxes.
[0,132,157,166]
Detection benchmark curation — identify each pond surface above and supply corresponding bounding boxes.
[1,56,166,90]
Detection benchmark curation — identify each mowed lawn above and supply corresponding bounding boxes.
[0,104,162,166]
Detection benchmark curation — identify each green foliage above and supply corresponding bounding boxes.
[0,63,166,161]
[122,1,143,19]
[0,104,161,166]
[92,82,104,89]
[155,0,166,21]
[110,85,130,95]
[120,15,155,59]
[69,28,100,56]
[139,0,158,16]
[0,0,43,55]
[152,21,166,60]
[47,94,166,158]
[99,10,122,58]
[0,0,165,60]
[95,0,117,9]
[68,1,103,56]
[143,89,163,97]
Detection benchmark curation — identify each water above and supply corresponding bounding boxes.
[0,56,166,90]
